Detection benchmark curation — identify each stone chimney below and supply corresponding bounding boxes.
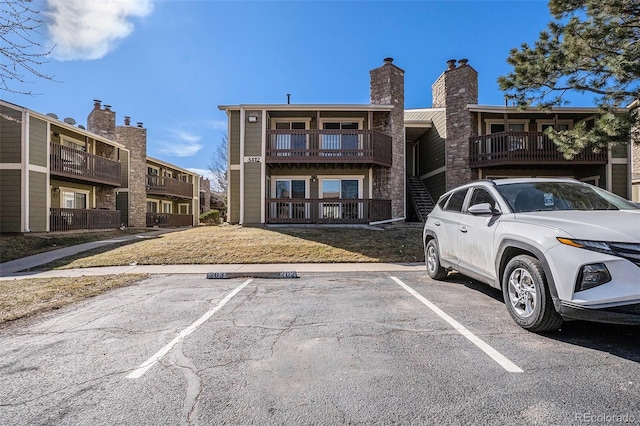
[431,59,479,190]
[87,100,116,140]
[116,121,147,228]
[370,57,405,220]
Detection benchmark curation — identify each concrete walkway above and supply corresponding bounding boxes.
[0,229,425,280]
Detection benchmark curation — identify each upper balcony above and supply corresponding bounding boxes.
[146,175,193,199]
[265,129,392,168]
[50,143,122,186]
[469,131,608,168]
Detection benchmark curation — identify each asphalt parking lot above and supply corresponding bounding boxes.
[1,271,639,425]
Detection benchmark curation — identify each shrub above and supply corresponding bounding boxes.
[199,210,221,225]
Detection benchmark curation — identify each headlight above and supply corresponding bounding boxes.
[557,238,615,256]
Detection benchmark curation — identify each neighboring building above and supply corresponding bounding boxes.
[144,157,200,227]
[1,100,128,233]
[0,99,200,233]
[218,58,405,225]
[200,177,212,215]
[220,57,632,225]
[407,59,632,213]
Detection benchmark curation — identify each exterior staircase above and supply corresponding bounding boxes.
[407,176,436,222]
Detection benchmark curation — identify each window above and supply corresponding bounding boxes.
[147,201,158,213]
[320,178,361,219]
[162,202,172,213]
[537,121,571,149]
[444,189,467,212]
[321,121,361,156]
[178,204,189,214]
[61,136,86,151]
[487,120,529,151]
[273,178,308,219]
[272,121,308,156]
[61,190,87,209]
[147,166,159,176]
[468,188,496,211]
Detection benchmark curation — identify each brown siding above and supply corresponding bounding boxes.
[229,170,240,223]
[243,162,262,223]
[0,105,23,164]
[611,164,628,197]
[120,150,130,188]
[29,171,47,232]
[0,169,22,232]
[116,192,129,226]
[611,143,628,159]
[29,116,48,168]
[229,111,241,164]
[424,172,446,200]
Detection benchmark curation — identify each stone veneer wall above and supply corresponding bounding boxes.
[116,125,147,228]
[432,59,479,190]
[369,58,405,219]
[88,101,147,227]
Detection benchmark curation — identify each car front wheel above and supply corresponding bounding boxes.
[502,255,563,332]
[425,239,448,280]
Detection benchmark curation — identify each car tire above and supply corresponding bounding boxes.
[425,239,448,280]
[502,255,563,332]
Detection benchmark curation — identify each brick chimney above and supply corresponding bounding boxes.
[87,100,116,140]
[116,121,147,228]
[431,59,479,189]
[369,57,405,220]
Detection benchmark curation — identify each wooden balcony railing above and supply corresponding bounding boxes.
[265,130,392,167]
[265,198,392,224]
[50,143,121,186]
[50,208,121,232]
[146,213,193,227]
[146,175,194,198]
[469,131,608,168]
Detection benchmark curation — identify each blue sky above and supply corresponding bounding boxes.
[3,0,571,180]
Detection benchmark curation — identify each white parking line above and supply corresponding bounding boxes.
[390,277,523,373]
[126,279,253,379]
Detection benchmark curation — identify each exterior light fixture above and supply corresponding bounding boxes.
[248,115,258,123]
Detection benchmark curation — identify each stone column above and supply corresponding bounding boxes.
[370,57,405,220]
[116,122,147,228]
[432,59,479,190]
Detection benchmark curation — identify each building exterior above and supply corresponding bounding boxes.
[219,58,406,225]
[218,57,634,225]
[0,100,200,233]
[407,59,632,217]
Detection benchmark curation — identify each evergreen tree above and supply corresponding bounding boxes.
[498,0,639,158]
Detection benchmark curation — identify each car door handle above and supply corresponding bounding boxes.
[434,221,441,226]
[459,226,468,233]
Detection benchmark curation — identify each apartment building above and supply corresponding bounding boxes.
[0,100,200,233]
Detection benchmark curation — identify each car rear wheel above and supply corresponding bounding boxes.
[425,239,448,280]
[502,255,563,332]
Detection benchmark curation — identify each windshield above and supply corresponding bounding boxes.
[495,182,639,213]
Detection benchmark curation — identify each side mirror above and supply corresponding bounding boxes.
[468,203,500,216]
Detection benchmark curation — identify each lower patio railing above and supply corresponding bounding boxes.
[146,213,193,227]
[265,198,392,224]
[50,208,121,232]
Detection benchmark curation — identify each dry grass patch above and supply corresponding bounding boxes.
[0,229,150,263]
[53,225,424,268]
[0,274,147,325]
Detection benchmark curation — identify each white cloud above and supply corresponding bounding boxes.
[157,129,203,157]
[188,168,215,181]
[46,0,153,60]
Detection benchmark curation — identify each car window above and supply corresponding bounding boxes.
[468,188,496,210]
[444,188,467,212]
[496,182,639,212]
[437,194,451,210]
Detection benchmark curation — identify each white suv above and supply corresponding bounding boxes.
[423,178,640,332]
